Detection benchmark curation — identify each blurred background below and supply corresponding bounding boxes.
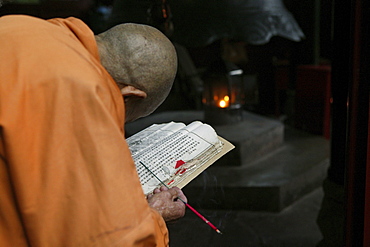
[0,0,333,131]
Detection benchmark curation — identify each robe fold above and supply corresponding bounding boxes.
[0,15,168,246]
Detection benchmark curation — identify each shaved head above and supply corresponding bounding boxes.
[95,23,177,122]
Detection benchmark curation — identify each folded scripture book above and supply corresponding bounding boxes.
[126,121,234,195]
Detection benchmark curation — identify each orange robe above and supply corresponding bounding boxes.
[0,15,168,246]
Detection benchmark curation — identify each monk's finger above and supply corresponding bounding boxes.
[159,186,168,191]
[166,187,187,203]
[165,187,180,201]
[173,187,187,204]
[153,188,161,194]
[170,187,187,203]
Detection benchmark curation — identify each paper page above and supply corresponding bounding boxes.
[173,136,234,189]
[181,122,220,145]
[129,121,224,195]
[127,122,185,156]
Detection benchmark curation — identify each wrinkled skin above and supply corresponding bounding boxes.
[147,186,187,222]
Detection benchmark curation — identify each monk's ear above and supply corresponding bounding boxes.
[120,85,147,101]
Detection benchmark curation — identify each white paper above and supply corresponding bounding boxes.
[127,121,225,195]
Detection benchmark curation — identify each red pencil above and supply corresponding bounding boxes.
[182,200,222,234]
[140,161,223,234]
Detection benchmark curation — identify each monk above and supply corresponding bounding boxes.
[0,15,187,246]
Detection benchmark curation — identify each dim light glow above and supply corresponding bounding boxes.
[219,100,227,108]
[218,95,230,108]
[229,69,243,76]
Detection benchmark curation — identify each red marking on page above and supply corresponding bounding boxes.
[179,168,187,175]
[175,160,185,169]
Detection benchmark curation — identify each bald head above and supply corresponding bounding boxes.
[95,23,177,122]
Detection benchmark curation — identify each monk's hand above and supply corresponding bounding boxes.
[147,186,187,222]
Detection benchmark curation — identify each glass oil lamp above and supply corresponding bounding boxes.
[202,60,245,125]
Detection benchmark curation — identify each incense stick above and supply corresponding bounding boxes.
[139,161,222,234]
